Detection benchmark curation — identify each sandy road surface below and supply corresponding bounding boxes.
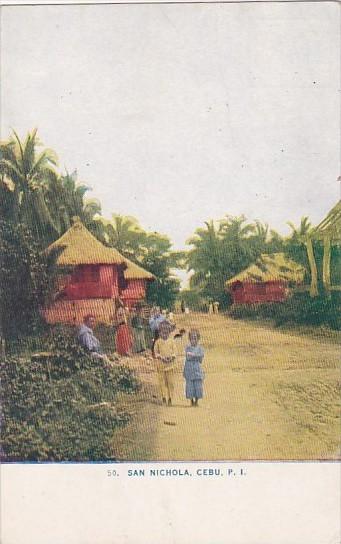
[113,313,340,460]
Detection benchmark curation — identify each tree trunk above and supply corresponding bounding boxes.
[322,235,331,297]
[305,237,318,297]
[0,308,6,358]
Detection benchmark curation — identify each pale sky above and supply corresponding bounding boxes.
[1,2,340,250]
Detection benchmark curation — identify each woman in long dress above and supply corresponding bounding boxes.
[115,306,133,356]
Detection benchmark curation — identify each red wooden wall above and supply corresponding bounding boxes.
[120,279,147,308]
[64,265,120,299]
[230,281,287,304]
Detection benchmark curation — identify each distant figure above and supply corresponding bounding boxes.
[181,300,185,313]
[149,306,166,356]
[213,301,220,314]
[131,305,147,353]
[208,302,213,314]
[185,306,190,314]
[183,329,205,407]
[77,314,109,362]
[154,320,177,406]
[115,306,133,356]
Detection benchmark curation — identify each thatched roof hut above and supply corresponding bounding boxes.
[226,253,306,304]
[43,219,156,322]
[47,218,125,266]
[226,253,306,286]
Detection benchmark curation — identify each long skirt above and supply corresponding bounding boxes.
[133,329,146,353]
[185,378,203,399]
[116,324,133,355]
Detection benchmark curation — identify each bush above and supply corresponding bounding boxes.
[0,219,54,342]
[1,333,141,461]
[228,292,341,330]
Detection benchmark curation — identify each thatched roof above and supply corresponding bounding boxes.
[47,219,125,266]
[311,200,341,241]
[123,257,155,281]
[226,253,306,286]
[48,219,156,280]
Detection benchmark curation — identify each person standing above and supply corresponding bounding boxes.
[131,305,147,353]
[115,306,133,356]
[183,329,205,407]
[154,321,177,406]
[213,301,220,314]
[149,306,166,356]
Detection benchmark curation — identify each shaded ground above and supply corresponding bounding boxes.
[112,313,340,461]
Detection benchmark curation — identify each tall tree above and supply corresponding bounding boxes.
[285,216,319,284]
[103,214,147,259]
[44,169,103,237]
[0,129,59,241]
[186,215,268,306]
[100,215,181,308]
[187,220,225,299]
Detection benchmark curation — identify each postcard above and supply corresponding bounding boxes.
[0,1,340,543]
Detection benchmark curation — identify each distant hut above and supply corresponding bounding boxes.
[226,253,306,304]
[43,218,154,324]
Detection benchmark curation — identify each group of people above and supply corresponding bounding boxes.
[79,304,172,359]
[77,306,205,408]
[153,320,204,407]
[208,301,220,314]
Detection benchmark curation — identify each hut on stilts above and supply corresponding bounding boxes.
[225,253,306,304]
[42,218,155,324]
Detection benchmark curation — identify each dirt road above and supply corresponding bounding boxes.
[113,313,340,460]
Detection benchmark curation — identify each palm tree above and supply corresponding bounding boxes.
[287,216,312,242]
[104,214,147,258]
[254,220,269,245]
[267,229,285,253]
[44,169,102,235]
[285,216,313,271]
[187,220,226,298]
[186,216,265,304]
[219,215,257,277]
[0,129,59,240]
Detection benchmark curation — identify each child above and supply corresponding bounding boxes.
[154,320,177,406]
[183,329,204,407]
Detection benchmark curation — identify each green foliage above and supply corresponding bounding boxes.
[1,331,140,461]
[44,169,103,238]
[0,129,60,242]
[178,289,210,311]
[186,214,341,309]
[2,128,339,328]
[0,219,55,341]
[186,216,273,306]
[228,292,341,330]
[100,216,181,309]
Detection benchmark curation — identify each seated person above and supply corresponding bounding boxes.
[77,314,110,362]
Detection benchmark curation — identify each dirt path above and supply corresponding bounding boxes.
[113,313,340,461]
